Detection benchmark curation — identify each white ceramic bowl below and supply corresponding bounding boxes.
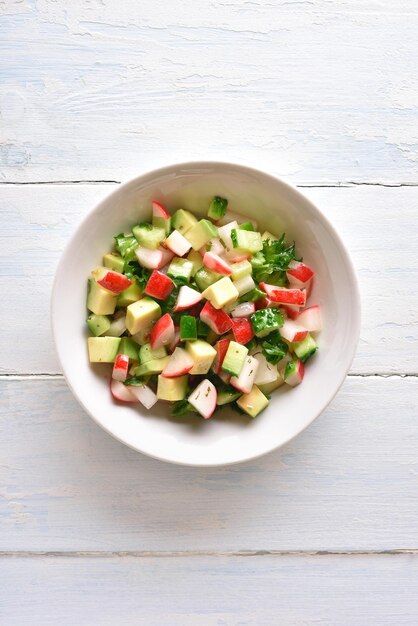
[52,161,360,467]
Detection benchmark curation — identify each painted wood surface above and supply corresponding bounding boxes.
[1,1,418,183]
[1,184,417,375]
[2,553,418,625]
[2,377,417,552]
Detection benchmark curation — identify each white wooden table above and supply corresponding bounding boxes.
[1,2,418,624]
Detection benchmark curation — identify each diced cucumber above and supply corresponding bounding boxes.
[238,222,254,231]
[292,333,317,362]
[250,308,284,338]
[195,267,221,291]
[139,343,168,364]
[217,388,242,405]
[116,282,143,307]
[167,257,194,282]
[185,219,218,251]
[118,337,140,361]
[197,319,210,338]
[132,224,166,249]
[208,196,228,220]
[87,337,121,363]
[86,314,111,337]
[180,315,197,341]
[134,356,170,376]
[172,209,198,235]
[103,253,125,273]
[236,385,269,418]
[87,279,118,315]
[153,215,171,235]
[222,341,248,377]
[231,229,263,253]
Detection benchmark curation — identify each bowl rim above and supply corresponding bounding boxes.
[51,160,361,467]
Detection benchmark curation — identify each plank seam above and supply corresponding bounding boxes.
[1,181,418,188]
[0,373,416,380]
[0,550,418,558]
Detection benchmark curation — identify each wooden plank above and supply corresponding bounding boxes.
[1,377,417,552]
[1,1,418,182]
[0,184,416,374]
[1,553,418,625]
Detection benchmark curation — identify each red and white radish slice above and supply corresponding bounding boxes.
[217,212,258,230]
[231,301,256,318]
[188,379,217,419]
[174,285,202,312]
[297,305,322,332]
[159,247,174,267]
[279,319,309,343]
[207,238,225,257]
[135,246,163,269]
[200,301,233,334]
[252,351,279,386]
[152,200,170,220]
[230,355,259,394]
[93,267,133,294]
[283,304,300,319]
[162,347,194,377]
[211,338,231,374]
[231,318,254,345]
[232,274,255,296]
[129,384,158,409]
[169,326,181,352]
[203,251,232,275]
[286,260,314,287]
[217,220,238,250]
[284,360,305,387]
[112,354,129,382]
[260,283,306,306]
[165,229,192,257]
[150,313,175,349]
[110,379,139,402]
[144,270,174,300]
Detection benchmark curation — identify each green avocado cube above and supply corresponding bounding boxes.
[186,340,217,374]
[103,253,125,273]
[118,337,140,361]
[134,356,170,376]
[217,388,242,405]
[172,209,198,235]
[201,276,239,309]
[139,343,168,364]
[236,385,269,418]
[230,260,252,281]
[231,229,263,253]
[185,219,219,251]
[292,333,317,362]
[87,337,121,363]
[187,249,203,275]
[208,196,228,220]
[126,297,161,335]
[117,282,143,307]
[157,374,188,401]
[153,213,171,235]
[132,224,166,249]
[180,315,197,341]
[167,257,194,282]
[195,267,221,291]
[86,314,111,337]
[221,341,248,377]
[250,308,284,338]
[87,279,118,315]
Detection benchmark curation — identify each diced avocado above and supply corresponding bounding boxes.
[118,337,139,361]
[222,341,248,376]
[139,343,167,364]
[172,209,198,235]
[132,224,166,249]
[202,276,239,310]
[126,297,161,335]
[103,253,125,273]
[153,215,171,235]
[131,326,153,346]
[87,279,118,315]
[236,385,269,418]
[217,388,242,405]
[157,374,188,401]
[231,229,263,253]
[134,356,170,376]
[250,308,284,338]
[167,257,194,283]
[258,374,284,395]
[86,314,111,337]
[185,219,218,251]
[230,260,252,281]
[180,315,197,341]
[292,333,317,362]
[187,249,203,275]
[87,337,121,363]
[208,196,228,220]
[186,340,217,374]
[261,230,278,242]
[195,267,221,291]
[117,282,143,307]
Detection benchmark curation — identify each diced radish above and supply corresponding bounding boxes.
[152,200,170,220]
[145,270,174,300]
[233,274,255,296]
[110,379,139,402]
[207,238,225,256]
[112,354,129,382]
[297,305,322,332]
[203,251,232,275]
[252,351,280,386]
[174,285,202,312]
[96,270,133,294]
[279,319,309,343]
[231,318,254,345]
[200,301,233,335]
[129,384,158,409]
[165,230,192,257]
[255,297,280,310]
[224,249,251,263]
[162,347,194,377]
[284,360,305,386]
[211,338,231,374]
[135,246,163,269]
[217,220,238,250]
[159,247,175,267]
[231,302,256,318]
[283,304,300,319]
[260,283,306,306]
[169,326,181,352]
[230,355,259,394]
[217,211,258,230]
[218,370,231,384]
[149,313,175,349]
[188,379,217,419]
[287,260,314,287]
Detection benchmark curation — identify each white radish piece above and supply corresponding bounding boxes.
[230,355,259,394]
[252,351,279,386]
[232,274,255,296]
[203,251,232,275]
[279,319,309,343]
[106,315,127,337]
[218,370,231,384]
[217,211,258,229]
[169,326,181,352]
[112,354,129,382]
[217,220,238,250]
[162,347,194,377]
[231,302,256,318]
[174,285,202,311]
[135,246,163,269]
[297,305,322,332]
[188,379,217,419]
[150,313,175,349]
[207,238,225,256]
[110,379,139,402]
[165,230,192,257]
[159,247,175,267]
[129,384,158,409]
